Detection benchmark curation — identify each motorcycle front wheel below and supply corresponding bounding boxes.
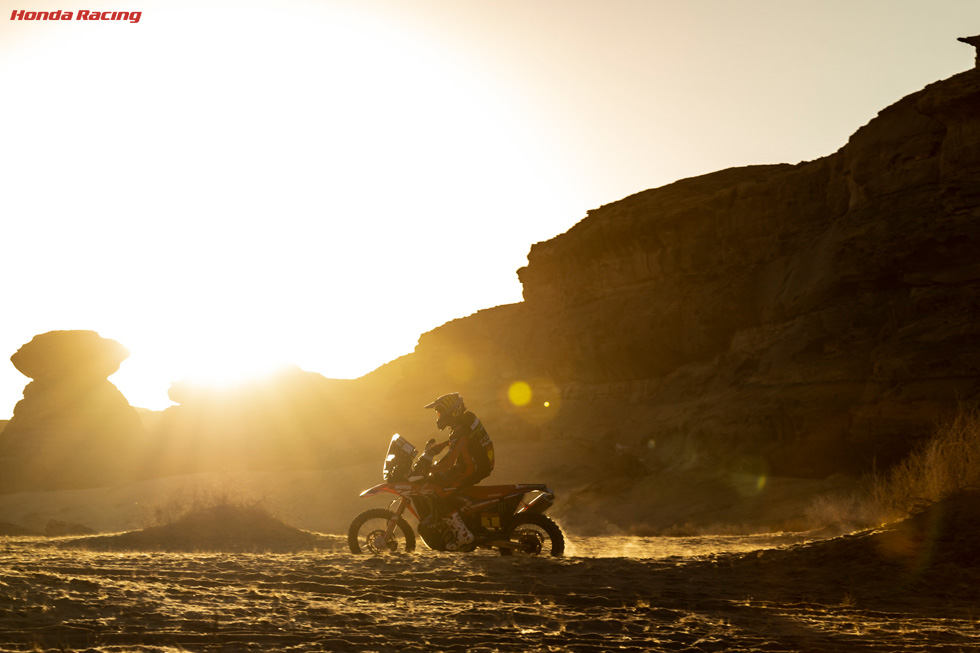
[348,508,417,554]
[501,513,564,557]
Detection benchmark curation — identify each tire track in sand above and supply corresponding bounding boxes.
[1,538,978,652]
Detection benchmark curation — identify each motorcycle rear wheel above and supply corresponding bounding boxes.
[500,513,564,557]
[348,508,417,554]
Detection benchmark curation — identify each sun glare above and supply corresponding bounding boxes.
[100,326,292,407]
[179,359,294,391]
[0,0,585,416]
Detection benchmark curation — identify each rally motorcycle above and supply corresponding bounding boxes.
[348,434,564,556]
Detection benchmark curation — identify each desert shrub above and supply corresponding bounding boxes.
[804,491,880,532]
[871,403,980,519]
[803,404,980,531]
[140,481,272,528]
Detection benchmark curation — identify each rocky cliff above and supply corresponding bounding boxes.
[506,67,980,478]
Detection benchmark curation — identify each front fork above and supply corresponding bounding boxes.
[376,496,409,549]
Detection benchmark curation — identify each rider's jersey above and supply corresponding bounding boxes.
[431,411,494,489]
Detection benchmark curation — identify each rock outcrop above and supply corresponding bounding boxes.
[0,331,144,490]
[141,366,365,477]
[959,34,980,68]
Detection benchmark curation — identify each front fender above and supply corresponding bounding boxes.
[359,483,394,498]
[359,482,419,498]
[358,483,420,519]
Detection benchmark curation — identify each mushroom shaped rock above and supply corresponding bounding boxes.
[11,330,130,380]
[0,331,144,490]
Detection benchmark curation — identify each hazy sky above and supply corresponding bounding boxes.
[1,0,978,415]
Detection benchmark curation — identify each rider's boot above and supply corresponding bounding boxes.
[441,511,474,551]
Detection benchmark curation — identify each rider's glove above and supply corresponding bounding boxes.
[427,440,449,455]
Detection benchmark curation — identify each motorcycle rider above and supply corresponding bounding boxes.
[422,392,495,550]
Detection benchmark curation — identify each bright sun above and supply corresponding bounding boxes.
[0,0,581,414]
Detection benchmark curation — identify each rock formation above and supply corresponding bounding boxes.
[959,34,980,68]
[0,331,144,490]
[142,366,365,477]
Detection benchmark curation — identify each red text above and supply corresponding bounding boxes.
[10,10,142,23]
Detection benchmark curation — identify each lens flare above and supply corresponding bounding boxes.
[508,381,532,406]
[730,455,770,497]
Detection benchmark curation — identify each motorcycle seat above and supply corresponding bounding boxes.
[461,484,549,500]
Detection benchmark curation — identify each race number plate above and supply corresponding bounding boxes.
[480,513,501,529]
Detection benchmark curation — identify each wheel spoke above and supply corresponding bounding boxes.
[501,513,564,557]
[348,509,416,554]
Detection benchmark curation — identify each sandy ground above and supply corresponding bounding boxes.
[1,471,978,652]
[2,517,979,653]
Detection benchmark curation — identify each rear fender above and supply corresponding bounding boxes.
[517,488,555,515]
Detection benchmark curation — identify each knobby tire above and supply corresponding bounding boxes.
[348,508,416,554]
[501,512,564,557]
